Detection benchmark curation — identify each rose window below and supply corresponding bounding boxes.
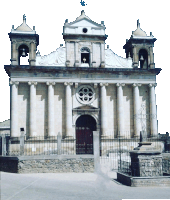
[76,85,95,104]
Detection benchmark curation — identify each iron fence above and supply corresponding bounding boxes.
[0,135,76,156]
[118,159,170,177]
[100,132,166,170]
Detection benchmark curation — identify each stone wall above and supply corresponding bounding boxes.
[0,155,94,173]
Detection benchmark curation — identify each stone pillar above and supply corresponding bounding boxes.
[132,45,138,68]
[74,42,79,67]
[10,81,19,137]
[149,46,155,69]
[116,83,125,137]
[64,82,73,137]
[57,132,62,155]
[133,83,141,137]
[29,41,36,66]
[46,82,55,137]
[93,131,100,172]
[100,83,108,136]
[28,81,37,137]
[11,41,18,65]
[100,42,105,68]
[149,83,157,137]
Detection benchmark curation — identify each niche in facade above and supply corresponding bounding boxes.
[81,47,90,67]
[18,44,29,65]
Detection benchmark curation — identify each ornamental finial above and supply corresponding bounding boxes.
[23,14,26,23]
[137,19,140,28]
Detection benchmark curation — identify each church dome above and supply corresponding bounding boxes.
[16,15,33,32]
[132,20,147,37]
[76,10,91,20]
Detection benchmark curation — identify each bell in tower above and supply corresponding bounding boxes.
[8,14,39,66]
[123,20,156,69]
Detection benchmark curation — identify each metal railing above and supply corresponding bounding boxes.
[118,159,170,177]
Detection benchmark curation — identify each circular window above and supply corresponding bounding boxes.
[82,28,88,33]
[76,85,95,105]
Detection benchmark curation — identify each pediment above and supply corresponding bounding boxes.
[68,19,102,28]
[73,105,99,111]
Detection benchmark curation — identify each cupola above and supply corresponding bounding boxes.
[8,14,39,66]
[123,20,156,69]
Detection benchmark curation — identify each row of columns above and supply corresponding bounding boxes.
[10,81,157,138]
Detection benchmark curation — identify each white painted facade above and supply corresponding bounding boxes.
[5,11,161,139]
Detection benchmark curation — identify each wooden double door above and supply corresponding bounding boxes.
[76,115,96,154]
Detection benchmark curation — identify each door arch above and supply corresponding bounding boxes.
[76,115,96,154]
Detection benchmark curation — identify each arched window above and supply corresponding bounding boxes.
[18,44,29,65]
[139,49,148,69]
[81,47,90,66]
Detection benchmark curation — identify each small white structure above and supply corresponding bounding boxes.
[4,11,161,154]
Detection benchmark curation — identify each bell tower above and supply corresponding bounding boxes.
[8,14,39,66]
[123,20,156,69]
[63,10,107,68]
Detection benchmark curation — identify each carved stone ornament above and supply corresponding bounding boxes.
[9,81,19,86]
[46,82,56,86]
[149,83,157,87]
[105,49,132,68]
[64,82,73,86]
[116,83,125,87]
[76,85,95,105]
[36,47,66,66]
[28,81,37,86]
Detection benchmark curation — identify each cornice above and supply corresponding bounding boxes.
[4,65,162,77]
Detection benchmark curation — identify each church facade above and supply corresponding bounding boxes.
[4,11,161,153]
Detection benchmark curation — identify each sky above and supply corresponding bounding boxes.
[0,0,169,134]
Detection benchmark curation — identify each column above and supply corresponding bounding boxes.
[116,83,125,137]
[133,83,141,137]
[149,83,157,137]
[149,46,155,69]
[64,82,73,137]
[46,82,55,137]
[100,83,108,136]
[11,41,18,65]
[28,81,37,137]
[29,41,36,65]
[132,45,138,68]
[101,43,105,62]
[10,81,19,137]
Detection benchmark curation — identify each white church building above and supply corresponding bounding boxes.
[4,11,161,154]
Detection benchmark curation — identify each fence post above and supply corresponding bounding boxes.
[57,132,61,155]
[93,131,100,172]
[2,135,6,156]
[20,134,25,156]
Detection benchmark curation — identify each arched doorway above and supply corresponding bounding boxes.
[76,115,96,154]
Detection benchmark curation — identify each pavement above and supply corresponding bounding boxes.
[1,170,170,200]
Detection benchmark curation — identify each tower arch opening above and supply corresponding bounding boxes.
[139,49,148,69]
[18,44,29,65]
[81,47,90,67]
